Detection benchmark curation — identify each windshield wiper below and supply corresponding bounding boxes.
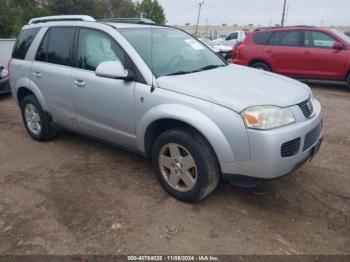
[165,64,226,77]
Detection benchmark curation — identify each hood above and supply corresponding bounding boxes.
[156,64,310,112]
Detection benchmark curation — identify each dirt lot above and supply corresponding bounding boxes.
[0,83,349,255]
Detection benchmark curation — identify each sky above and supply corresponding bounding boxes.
[156,0,350,27]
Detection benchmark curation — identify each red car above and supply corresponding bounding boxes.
[233,26,350,91]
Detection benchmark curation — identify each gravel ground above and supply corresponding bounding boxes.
[0,83,349,255]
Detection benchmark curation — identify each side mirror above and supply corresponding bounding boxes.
[95,61,133,80]
[333,42,344,50]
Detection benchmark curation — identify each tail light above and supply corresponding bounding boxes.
[235,44,246,59]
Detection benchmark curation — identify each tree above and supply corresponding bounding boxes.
[47,0,103,18]
[0,0,50,37]
[136,0,166,24]
[100,0,137,18]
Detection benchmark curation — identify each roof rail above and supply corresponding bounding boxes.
[28,15,96,24]
[98,17,155,24]
[254,25,316,32]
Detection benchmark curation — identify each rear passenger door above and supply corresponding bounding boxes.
[70,28,136,148]
[31,27,77,128]
[266,30,304,77]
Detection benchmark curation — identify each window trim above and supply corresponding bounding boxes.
[34,26,77,67]
[268,30,304,47]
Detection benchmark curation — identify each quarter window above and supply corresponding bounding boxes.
[12,28,40,59]
[269,31,303,47]
[77,29,125,71]
[305,31,337,48]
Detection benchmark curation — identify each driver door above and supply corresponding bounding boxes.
[70,28,136,147]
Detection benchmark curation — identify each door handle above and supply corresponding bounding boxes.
[74,80,86,88]
[33,72,42,78]
[304,51,311,54]
[266,49,272,53]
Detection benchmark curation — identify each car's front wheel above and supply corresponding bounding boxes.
[152,127,220,202]
[20,95,57,141]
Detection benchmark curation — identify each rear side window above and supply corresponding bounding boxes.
[269,31,303,47]
[12,28,40,59]
[253,32,272,45]
[36,27,75,66]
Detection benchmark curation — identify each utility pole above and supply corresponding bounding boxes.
[205,18,209,38]
[281,0,287,27]
[195,2,204,37]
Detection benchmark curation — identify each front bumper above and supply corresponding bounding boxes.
[222,98,323,180]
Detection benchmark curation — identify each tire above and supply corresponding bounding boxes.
[152,127,221,202]
[20,95,57,141]
[250,62,271,72]
[347,74,350,92]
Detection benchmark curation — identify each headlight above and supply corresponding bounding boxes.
[241,106,296,130]
[0,69,8,79]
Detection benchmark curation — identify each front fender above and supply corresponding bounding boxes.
[136,104,236,164]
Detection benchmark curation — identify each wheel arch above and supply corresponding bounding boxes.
[249,59,272,70]
[137,104,236,165]
[14,79,48,111]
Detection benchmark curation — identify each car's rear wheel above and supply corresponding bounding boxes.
[152,127,220,202]
[20,95,57,141]
[347,74,350,91]
[250,62,271,72]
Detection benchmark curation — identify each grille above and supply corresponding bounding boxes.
[298,99,314,118]
[303,123,322,151]
[281,138,301,157]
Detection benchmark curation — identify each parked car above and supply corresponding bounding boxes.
[10,16,323,202]
[213,30,247,47]
[233,26,350,91]
[198,38,233,60]
[0,66,11,95]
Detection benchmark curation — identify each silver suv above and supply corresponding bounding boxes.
[10,16,323,202]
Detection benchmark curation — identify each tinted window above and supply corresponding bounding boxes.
[269,31,303,47]
[45,27,75,66]
[253,32,272,45]
[226,32,238,40]
[305,31,337,48]
[35,31,49,62]
[12,28,40,59]
[77,29,126,71]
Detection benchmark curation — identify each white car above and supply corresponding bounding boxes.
[213,31,247,47]
[199,38,233,60]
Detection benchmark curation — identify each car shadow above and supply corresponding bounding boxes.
[302,80,348,93]
[0,93,12,101]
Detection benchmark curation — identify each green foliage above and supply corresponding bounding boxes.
[0,0,51,37]
[0,0,166,38]
[136,0,166,24]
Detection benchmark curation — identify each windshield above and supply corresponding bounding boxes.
[199,38,214,47]
[331,29,350,44]
[119,27,226,78]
